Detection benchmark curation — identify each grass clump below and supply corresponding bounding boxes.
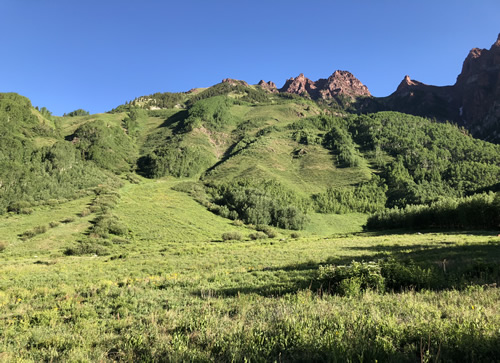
[79,208,92,217]
[48,221,60,228]
[0,241,7,252]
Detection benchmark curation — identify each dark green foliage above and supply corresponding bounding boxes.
[64,109,90,117]
[365,192,500,230]
[138,144,214,178]
[209,180,309,230]
[381,259,435,291]
[349,112,500,207]
[288,115,363,167]
[323,123,362,167]
[313,176,387,213]
[0,93,120,215]
[183,96,235,131]
[72,120,136,173]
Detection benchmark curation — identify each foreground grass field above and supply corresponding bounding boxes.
[1,179,499,362]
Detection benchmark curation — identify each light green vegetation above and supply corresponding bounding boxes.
[2,86,500,361]
[1,179,499,361]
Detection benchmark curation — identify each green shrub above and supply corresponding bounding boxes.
[61,216,76,224]
[221,232,242,241]
[290,232,300,239]
[381,259,435,291]
[318,261,386,296]
[90,214,128,238]
[366,192,500,230]
[209,180,309,230]
[64,240,109,256]
[256,225,277,238]
[249,232,268,240]
[7,201,31,214]
[19,225,48,240]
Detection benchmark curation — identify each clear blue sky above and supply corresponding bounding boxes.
[1,0,499,115]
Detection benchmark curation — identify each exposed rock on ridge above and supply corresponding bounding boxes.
[279,71,371,100]
[258,80,278,93]
[222,78,249,87]
[385,33,500,143]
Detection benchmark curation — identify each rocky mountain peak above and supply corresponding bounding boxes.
[321,70,371,98]
[279,74,317,96]
[222,78,249,87]
[257,80,278,93]
[394,75,427,94]
[384,33,500,143]
[279,70,370,100]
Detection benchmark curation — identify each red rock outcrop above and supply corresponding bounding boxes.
[279,73,318,97]
[258,80,278,93]
[279,71,371,101]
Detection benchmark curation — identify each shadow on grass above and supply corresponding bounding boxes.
[193,239,500,298]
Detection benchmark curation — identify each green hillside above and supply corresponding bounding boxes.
[1,84,500,361]
[2,83,500,230]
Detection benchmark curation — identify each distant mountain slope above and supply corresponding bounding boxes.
[383,33,500,143]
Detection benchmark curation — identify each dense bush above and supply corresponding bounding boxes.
[0,94,117,215]
[221,231,243,241]
[183,96,235,131]
[249,231,268,240]
[313,176,387,213]
[318,261,386,296]
[89,214,128,238]
[349,112,500,207]
[365,192,500,230]
[72,120,136,173]
[64,109,90,117]
[138,143,214,178]
[209,180,309,230]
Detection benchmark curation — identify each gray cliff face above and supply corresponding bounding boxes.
[385,34,500,143]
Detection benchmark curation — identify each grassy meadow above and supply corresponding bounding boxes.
[1,178,499,362]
